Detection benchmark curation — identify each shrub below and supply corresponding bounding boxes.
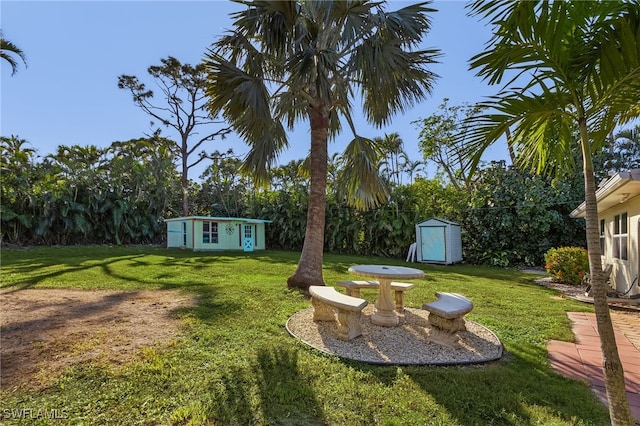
[544,246,589,286]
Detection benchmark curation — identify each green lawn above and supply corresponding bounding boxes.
[1,246,607,425]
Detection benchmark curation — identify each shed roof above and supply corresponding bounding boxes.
[416,217,459,226]
[570,170,640,218]
[164,216,271,224]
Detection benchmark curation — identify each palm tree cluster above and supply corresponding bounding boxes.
[0,136,178,246]
[374,132,425,186]
[602,125,640,174]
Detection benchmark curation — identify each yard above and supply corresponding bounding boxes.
[0,246,609,425]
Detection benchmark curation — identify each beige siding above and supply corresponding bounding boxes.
[599,195,640,296]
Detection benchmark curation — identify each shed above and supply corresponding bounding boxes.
[415,218,463,264]
[164,216,270,251]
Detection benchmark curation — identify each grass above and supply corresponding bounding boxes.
[0,246,608,425]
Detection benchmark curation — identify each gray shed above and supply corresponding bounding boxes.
[415,218,463,264]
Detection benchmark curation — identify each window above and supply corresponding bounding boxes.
[203,221,218,244]
[183,222,187,246]
[613,213,628,260]
[599,219,605,254]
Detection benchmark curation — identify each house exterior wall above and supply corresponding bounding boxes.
[599,195,640,296]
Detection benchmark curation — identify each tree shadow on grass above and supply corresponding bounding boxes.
[351,343,610,425]
[0,247,300,290]
[252,347,327,425]
[210,365,257,424]
[209,347,327,425]
[0,253,149,292]
[1,252,247,294]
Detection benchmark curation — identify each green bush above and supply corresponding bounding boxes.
[544,246,589,285]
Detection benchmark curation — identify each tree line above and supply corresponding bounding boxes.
[2,108,637,266]
[2,132,594,267]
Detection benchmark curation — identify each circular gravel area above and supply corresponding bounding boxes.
[286,305,502,365]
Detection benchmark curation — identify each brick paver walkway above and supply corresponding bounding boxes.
[548,311,640,422]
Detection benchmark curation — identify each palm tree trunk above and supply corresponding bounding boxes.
[287,104,329,290]
[505,127,517,166]
[579,120,633,425]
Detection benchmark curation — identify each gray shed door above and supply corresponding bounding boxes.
[420,226,446,262]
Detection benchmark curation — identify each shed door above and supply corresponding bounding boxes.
[167,221,185,247]
[420,226,446,262]
[243,224,254,252]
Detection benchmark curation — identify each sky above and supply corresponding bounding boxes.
[1,0,510,180]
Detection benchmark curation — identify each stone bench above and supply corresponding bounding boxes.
[422,292,473,333]
[336,280,415,313]
[309,286,368,341]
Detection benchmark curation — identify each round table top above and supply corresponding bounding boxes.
[348,264,425,280]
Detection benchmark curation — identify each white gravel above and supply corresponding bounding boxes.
[286,305,502,365]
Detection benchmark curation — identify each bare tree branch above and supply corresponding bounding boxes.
[118,56,231,215]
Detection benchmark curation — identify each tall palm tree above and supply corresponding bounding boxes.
[204,0,440,289]
[0,30,26,75]
[402,156,425,184]
[377,132,405,187]
[462,2,640,424]
[0,135,35,168]
[605,125,640,172]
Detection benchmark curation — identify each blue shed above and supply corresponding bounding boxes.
[415,218,463,264]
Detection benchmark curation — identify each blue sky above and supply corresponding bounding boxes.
[1,0,509,180]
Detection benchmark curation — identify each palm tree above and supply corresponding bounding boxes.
[377,132,405,187]
[604,125,640,172]
[204,0,440,289]
[0,30,26,75]
[462,2,640,424]
[402,156,425,184]
[0,136,36,243]
[0,135,35,168]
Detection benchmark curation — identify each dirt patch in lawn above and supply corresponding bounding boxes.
[0,288,196,392]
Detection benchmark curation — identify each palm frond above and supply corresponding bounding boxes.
[0,31,27,75]
[355,38,440,126]
[230,0,301,64]
[340,1,440,126]
[333,1,378,49]
[272,89,309,131]
[464,0,640,182]
[339,136,389,210]
[460,87,576,177]
[377,2,436,47]
[241,124,289,187]
[203,51,275,141]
